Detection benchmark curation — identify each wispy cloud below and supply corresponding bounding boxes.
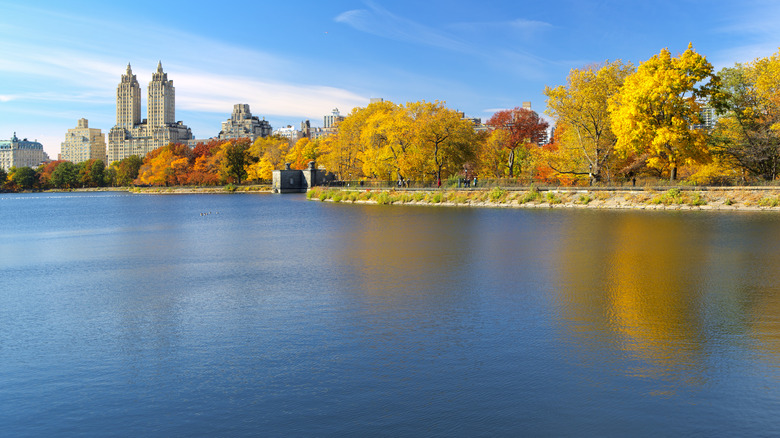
[334,1,554,80]
[448,18,553,38]
[709,1,780,67]
[335,1,470,52]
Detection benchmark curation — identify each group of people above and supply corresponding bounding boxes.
[458,177,477,188]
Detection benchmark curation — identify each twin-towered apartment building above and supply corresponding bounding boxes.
[56,62,334,166]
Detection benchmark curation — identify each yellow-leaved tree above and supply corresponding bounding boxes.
[545,60,634,184]
[245,135,289,182]
[406,101,477,185]
[609,44,718,180]
[285,137,319,170]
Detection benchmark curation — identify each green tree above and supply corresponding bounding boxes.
[609,44,718,180]
[222,140,250,184]
[103,166,117,187]
[89,159,106,187]
[10,166,37,190]
[52,161,79,188]
[113,155,143,186]
[710,50,780,180]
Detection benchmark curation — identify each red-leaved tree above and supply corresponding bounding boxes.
[486,107,549,178]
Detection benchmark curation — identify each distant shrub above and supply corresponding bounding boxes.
[489,187,507,203]
[689,192,707,206]
[375,191,391,205]
[652,188,684,205]
[519,187,541,204]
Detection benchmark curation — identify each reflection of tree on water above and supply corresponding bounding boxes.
[554,212,722,389]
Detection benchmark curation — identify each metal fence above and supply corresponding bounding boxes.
[320,177,780,192]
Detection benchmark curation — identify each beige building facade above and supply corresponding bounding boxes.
[61,119,107,163]
[0,133,49,171]
[218,104,272,141]
[107,63,192,163]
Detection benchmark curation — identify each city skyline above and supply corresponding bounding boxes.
[1,0,779,159]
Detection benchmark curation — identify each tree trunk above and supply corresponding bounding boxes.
[507,149,515,178]
[670,165,677,181]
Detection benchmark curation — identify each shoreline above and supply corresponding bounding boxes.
[307,187,780,212]
[31,185,274,195]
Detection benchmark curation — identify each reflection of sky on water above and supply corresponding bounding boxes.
[3,194,780,436]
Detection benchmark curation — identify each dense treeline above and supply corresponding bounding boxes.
[3,45,780,192]
[0,136,306,191]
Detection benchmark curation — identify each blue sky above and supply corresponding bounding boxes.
[1,0,779,159]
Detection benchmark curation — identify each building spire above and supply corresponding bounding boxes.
[126,63,132,74]
[157,61,163,73]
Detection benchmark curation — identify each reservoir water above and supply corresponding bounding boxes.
[1,192,780,436]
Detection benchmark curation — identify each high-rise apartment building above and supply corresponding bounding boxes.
[61,119,107,163]
[323,108,345,129]
[218,104,272,141]
[148,63,175,127]
[107,62,192,163]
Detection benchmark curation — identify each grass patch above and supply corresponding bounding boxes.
[518,187,542,204]
[452,193,469,204]
[375,191,391,205]
[489,187,507,203]
[758,196,780,207]
[689,192,707,206]
[651,188,684,205]
[545,192,562,204]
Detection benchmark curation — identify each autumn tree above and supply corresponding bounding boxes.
[187,140,224,185]
[710,50,780,180]
[406,101,477,185]
[112,155,143,186]
[135,143,192,186]
[37,160,67,188]
[475,129,511,178]
[322,100,398,180]
[77,159,106,187]
[285,137,319,170]
[485,107,549,178]
[221,139,251,184]
[609,44,718,180]
[246,135,289,182]
[545,60,634,183]
[359,101,411,182]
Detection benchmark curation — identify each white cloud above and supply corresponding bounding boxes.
[173,71,367,119]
